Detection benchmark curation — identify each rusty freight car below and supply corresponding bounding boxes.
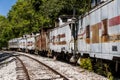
[35,28,50,56]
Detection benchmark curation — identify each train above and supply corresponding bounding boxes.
[8,0,120,74]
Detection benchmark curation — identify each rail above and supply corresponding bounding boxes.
[20,54,69,80]
[15,56,31,80]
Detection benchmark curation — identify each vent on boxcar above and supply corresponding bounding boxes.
[112,46,118,51]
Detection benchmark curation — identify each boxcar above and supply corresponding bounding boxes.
[77,0,120,73]
[26,34,36,54]
[35,29,49,56]
[8,38,19,51]
[48,17,74,60]
[78,0,120,61]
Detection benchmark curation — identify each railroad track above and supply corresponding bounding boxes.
[15,54,69,80]
[2,51,108,80]
[16,52,108,80]
[15,56,30,80]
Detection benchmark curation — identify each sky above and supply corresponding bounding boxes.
[0,0,17,16]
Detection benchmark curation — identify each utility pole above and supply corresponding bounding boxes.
[70,6,78,63]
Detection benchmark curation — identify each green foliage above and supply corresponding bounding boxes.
[32,0,42,12]
[95,61,113,80]
[103,64,113,80]
[107,72,113,80]
[0,0,91,48]
[80,58,93,71]
[0,15,13,48]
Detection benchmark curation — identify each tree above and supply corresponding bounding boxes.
[0,0,91,48]
[0,15,13,48]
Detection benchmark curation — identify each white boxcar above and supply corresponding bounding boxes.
[26,34,36,53]
[8,38,19,50]
[77,0,120,60]
[19,37,27,51]
[49,18,73,53]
